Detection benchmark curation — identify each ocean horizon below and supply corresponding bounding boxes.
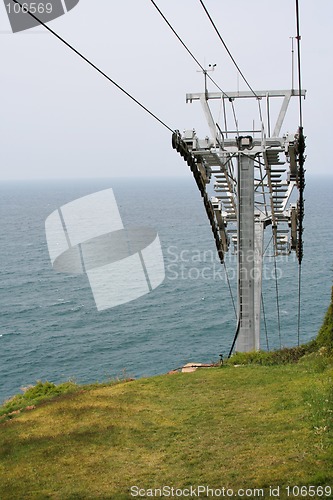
[0,174,332,403]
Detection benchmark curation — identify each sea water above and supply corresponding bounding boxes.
[0,175,332,403]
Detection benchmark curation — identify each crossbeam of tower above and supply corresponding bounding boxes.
[172,88,306,353]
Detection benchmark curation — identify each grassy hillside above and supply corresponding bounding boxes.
[315,287,333,351]
[0,291,332,499]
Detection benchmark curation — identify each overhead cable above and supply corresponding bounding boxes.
[149,0,229,98]
[261,293,269,351]
[198,0,258,99]
[297,266,302,346]
[295,0,305,344]
[12,0,174,134]
[228,317,240,358]
[273,254,282,349]
[223,261,237,319]
[295,0,303,127]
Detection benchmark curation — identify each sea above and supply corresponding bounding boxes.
[0,175,332,403]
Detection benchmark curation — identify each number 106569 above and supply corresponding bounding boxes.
[6,3,53,14]
[285,485,332,497]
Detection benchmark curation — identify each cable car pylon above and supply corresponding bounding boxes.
[172,88,306,353]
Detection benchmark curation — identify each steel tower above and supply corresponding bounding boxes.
[172,89,306,352]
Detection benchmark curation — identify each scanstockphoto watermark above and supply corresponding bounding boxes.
[166,245,296,283]
[130,485,266,497]
[3,0,80,33]
[45,189,165,312]
[130,485,333,498]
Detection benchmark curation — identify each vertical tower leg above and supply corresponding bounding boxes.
[235,154,256,352]
[254,220,264,350]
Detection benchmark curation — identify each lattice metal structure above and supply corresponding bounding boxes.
[172,89,306,352]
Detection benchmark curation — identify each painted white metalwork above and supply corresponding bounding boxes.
[181,88,306,352]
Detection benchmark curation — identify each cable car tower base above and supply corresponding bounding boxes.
[172,89,306,354]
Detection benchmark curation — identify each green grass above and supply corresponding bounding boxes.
[315,287,333,351]
[0,289,332,499]
[0,378,130,422]
[0,363,332,499]
[225,286,333,368]
[225,344,315,366]
[0,381,79,420]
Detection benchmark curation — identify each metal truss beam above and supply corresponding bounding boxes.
[175,87,306,353]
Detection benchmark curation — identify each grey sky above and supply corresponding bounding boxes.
[0,0,331,180]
